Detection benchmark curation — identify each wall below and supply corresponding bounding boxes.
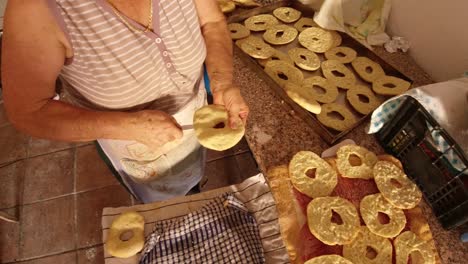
[387,0,468,82]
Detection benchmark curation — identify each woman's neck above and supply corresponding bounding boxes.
[106,0,152,29]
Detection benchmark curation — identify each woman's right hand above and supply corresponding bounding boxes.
[128,110,183,149]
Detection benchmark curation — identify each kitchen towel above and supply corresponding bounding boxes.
[139,193,265,263]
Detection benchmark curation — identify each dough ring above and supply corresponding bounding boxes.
[347,85,381,115]
[325,46,357,64]
[317,103,357,132]
[343,226,393,264]
[294,17,317,32]
[395,231,436,264]
[372,76,411,96]
[263,24,298,45]
[374,161,422,209]
[218,0,236,13]
[360,193,406,238]
[287,47,321,71]
[273,7,302,23]
[298,27,334,53]
[265,60,304,88]
[193,105,245,151]
[329,30,342,47]
[307,196,360,245]
[105,211,145,258]
[258,49,293,67]
[289,151,337,198]
[239,36,275,59]
[244,14,279,32]
[305,255,354,264]
[285,83,321,114]
[235,37,248,48]
[351,57,385,82]
[336,145,378,179]
[302,76,338,103]
[321,60,357,89]
[228,23,250,40]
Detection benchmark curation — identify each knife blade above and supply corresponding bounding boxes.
[180,124,194,130]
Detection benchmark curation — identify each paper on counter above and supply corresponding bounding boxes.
[384,36,411,53]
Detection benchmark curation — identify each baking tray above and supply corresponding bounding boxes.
[228,0,413,144]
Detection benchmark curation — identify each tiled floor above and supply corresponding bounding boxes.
[0,103,259,263]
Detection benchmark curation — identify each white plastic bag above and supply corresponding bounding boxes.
[304,0,392,46]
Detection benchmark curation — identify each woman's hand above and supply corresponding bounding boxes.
[212,85,249,129]
[128,110,183,149]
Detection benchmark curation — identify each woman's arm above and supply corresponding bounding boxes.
[194,0,250,129]
[1,0,181,148]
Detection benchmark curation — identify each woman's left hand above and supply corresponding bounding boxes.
[212,85,249,129]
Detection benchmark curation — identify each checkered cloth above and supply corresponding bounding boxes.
[102,174,289,264]
[368,89,466,172]
[139,193,265,264]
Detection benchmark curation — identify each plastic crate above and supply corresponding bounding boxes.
[376,97,468,229]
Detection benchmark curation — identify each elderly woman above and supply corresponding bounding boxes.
[2,0,249,202]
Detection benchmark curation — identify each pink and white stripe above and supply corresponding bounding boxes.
[47,0,207,113]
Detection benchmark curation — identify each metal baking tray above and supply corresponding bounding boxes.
[228,0,413,144]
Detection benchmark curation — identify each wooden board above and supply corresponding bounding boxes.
[228,0,413,144]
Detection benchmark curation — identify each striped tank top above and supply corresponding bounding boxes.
[46,0,207,114]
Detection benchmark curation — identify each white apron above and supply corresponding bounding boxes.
[97,83,207,203]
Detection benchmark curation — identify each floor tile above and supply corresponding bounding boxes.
[20,251,77,264]
[76,185,132,248]
[76,145,118,192]
[28,137,75,157]
[0,160,25,209]
[0,103,9,127]
[23,149,74,204]
[232,137,251,154]
[235,152,260,180]
[206,148,234,162]
[205,137,251,162]
[0,208,20,263]
[75,141,94,147]
[0,125,29,165]
[201,156,241,191]
[20,196,75,259]
[0,206,19,222]
[77,245,104,264]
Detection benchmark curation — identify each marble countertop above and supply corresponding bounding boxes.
[233,44,467,263]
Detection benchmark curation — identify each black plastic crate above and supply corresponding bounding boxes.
[376,97,468,229]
